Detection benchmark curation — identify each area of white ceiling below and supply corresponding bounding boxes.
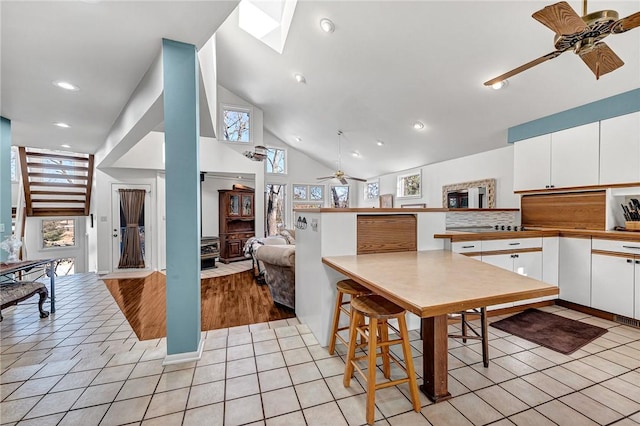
[0,0,239,154]
[2,1,639,181]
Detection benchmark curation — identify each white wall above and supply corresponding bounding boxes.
[358,145,518,209]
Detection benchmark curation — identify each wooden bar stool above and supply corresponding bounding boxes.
[448,307,489,367]
[343,295,420,425]
[328,279,372,355]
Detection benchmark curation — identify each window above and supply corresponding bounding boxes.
[221,106,251,143]
[265,184,286,235]
[266,148,286,174]
[364,181,379,200]
[10,148,18,182]
[292,184,324,217]
[397,171,422,198]
[42,219,76,249]
[330,185,350,208]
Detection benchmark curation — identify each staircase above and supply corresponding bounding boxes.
[18,147,94,217]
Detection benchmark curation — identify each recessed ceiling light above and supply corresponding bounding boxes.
[376,140,385,146]
[53,81,79,91]
[351,151,360,157]
[491,80,508,90]
[294,73,306,84]
[295,137,302,142]
[54,122,71,128]
[60,144,71,148]
[320,18,335,33]
[413,121,424,130]
[237,175,243,179]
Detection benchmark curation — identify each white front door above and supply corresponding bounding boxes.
[111,183,152,271]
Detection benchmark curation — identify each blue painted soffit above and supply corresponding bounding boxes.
[508,88,640,143]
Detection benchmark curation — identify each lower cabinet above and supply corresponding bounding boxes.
[559,237,592,307]
[591,253,636,318]
[219,232,254,263]
[482,250,542,309]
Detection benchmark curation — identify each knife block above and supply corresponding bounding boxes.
[626,221,640,231]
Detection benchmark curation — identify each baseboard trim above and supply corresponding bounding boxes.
[162,339,204,366]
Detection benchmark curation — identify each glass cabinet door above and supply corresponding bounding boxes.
[242,195,253,216]
[229,195,240,216]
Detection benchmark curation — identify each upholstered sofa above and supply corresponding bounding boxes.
[250,229,296,310]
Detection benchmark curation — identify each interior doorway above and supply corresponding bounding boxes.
[111,183,152,272]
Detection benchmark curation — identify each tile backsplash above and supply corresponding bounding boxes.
[446,211,518,228]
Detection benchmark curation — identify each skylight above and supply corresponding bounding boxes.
[238,0,298,54]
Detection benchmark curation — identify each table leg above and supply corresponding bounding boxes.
[420,315,451,402]
[49,260,55,313]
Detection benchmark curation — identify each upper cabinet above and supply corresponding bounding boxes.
[599,111,640,186]
[551,122,600,188]
[514,122,599,191]
[513,134,551,192]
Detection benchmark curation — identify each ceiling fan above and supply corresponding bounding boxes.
[317,131,367,185]
[484,0,640,86]
[242,145,267,161]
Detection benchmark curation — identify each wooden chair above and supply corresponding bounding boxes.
[448,307,489,367]
[343,294,420,425]
[328,279,372,355]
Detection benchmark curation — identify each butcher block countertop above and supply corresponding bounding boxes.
[435,228,640,242]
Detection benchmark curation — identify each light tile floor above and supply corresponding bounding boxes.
[1,273,640,425]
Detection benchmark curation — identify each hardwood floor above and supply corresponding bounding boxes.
[103,270,295,340]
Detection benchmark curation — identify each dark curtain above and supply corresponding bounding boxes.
[118,189,146,269]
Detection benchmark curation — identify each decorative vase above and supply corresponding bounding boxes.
[1,235,22,263]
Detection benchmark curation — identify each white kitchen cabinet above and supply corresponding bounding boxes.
[451,241,481,253]
[513,134,551,192]
[599,111,640,185]
[551,122,600,188]
[558,237,592,306]
[513,122,600,191]
[482,250,542,308]
[591,253,635,318]
[636,262,640,320]
[541,237,559,301]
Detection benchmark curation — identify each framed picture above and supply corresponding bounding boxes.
[401,203,426,208]
[379,194,393,208]
[330,185,350,208]
[293,184,308,200]
[397,170,421,198]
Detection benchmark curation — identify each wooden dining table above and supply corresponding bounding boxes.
[322,250,559,402]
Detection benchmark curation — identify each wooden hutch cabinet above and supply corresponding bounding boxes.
[218,189,255,263]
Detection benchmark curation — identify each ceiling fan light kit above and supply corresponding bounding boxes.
[484,1,640,86]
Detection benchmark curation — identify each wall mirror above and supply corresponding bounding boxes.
[442,178,496,208]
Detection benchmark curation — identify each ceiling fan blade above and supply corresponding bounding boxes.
[612,11,640,33]
[316,176,335,180]
[339,178,348,185]
[347,176,367,182]
[579,42,624,79]
[532,1,587,35]
[483,51,563,86]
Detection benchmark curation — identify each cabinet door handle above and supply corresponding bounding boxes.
[514,254,519,258]
[509,242,520,246]
[461,245,475,249]
[623,245,640,250]
[545,185,550,189]
[636,260,640,264]
[627,259,633,263]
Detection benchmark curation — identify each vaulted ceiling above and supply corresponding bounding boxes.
[2,1,639,180]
